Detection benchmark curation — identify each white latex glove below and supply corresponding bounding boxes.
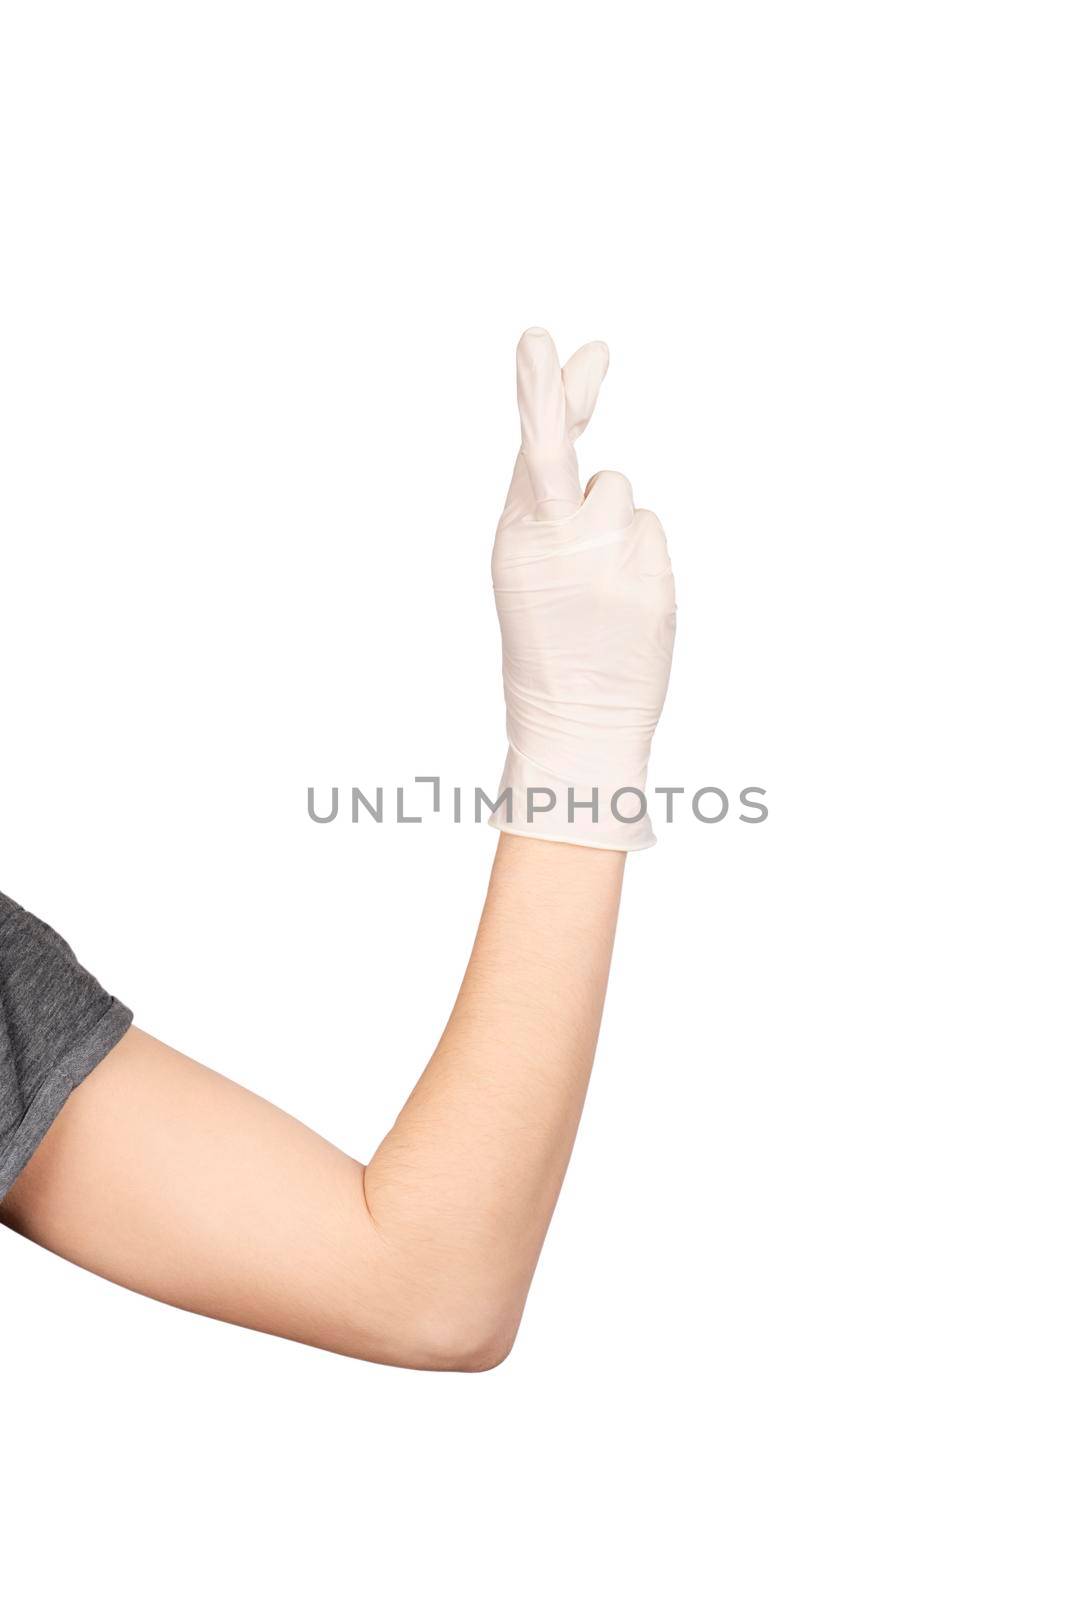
[490,328,676,851]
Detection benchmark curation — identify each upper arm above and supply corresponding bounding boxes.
[1,1026,418,1364]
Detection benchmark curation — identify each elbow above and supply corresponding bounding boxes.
[404,1306,519,1373]
[331,1310,517,1373]
[335,1216,525,1371]
[355,1280,522,1372]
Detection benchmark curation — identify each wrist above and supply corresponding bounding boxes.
[486,744,657,852]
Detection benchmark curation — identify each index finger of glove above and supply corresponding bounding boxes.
[516,327,582,516]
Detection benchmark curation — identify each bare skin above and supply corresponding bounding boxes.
[0,833,625,1370]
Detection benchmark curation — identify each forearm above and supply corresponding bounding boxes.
[364,832,625,1350]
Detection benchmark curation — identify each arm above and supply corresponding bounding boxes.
[2,832,622,1369]
[2,328,674,1369]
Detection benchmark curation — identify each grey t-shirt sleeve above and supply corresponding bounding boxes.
[0,891,133,1200]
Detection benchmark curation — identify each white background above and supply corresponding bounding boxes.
[1,3,1063,1595]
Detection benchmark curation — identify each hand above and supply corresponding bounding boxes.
[490,328,677,851]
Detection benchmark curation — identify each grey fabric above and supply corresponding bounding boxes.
[0,891,132,1200]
